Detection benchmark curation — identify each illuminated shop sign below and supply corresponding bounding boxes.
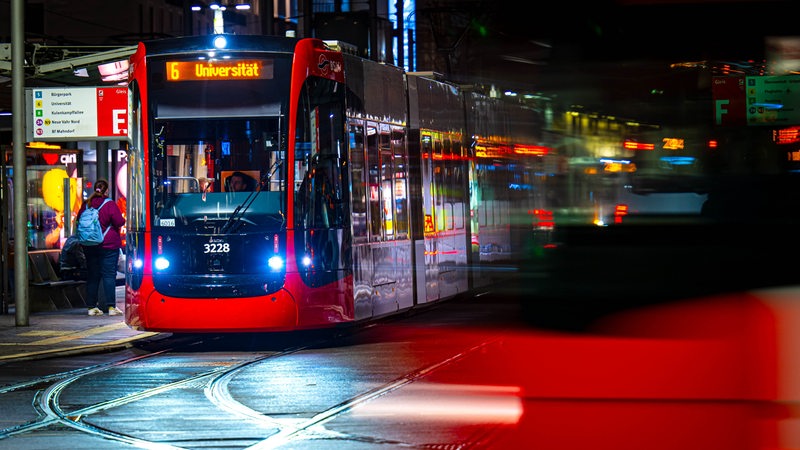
[165,60,272,81]
[774,126,800,145]
[662,138,685,150]
[623,140,655,151]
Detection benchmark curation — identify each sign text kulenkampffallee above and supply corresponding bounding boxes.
[28,87,128,141]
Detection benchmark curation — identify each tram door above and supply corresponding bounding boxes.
[422,131,469,301]
[349,120,412,319]
[420,132,439,301]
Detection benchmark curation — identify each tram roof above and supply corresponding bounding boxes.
[137,34,299,56]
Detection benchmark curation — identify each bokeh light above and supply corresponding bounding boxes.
[42,168,78,212]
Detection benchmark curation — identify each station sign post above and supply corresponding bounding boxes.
[25,87,128,141]
[713,75,800,126]
[745,76,800,126]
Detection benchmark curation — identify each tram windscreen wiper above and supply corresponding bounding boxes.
[220,190,258,234]
[268,159,282,178]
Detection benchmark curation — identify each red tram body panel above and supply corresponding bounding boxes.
[123,34,545,333]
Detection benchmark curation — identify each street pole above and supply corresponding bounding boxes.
[11,0,29,326]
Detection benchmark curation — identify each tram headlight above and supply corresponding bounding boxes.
[154,256,170,271]
[133,258,144,269]
[267,255,284,271]
[301,255,312,267]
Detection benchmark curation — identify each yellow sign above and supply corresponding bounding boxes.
[662,137,685,150]
[165,60,271,81]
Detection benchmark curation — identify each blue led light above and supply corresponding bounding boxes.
[213,35,227,49]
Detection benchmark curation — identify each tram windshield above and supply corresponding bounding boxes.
[149,117,287,233]
[143,54,292,233]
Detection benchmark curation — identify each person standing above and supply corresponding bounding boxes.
[75,179,126,316]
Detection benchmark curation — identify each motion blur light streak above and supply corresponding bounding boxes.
[352,383,522,423]
[355,285,800,449]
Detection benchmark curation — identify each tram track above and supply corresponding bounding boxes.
[0,342,186,439]
[0,318,507,449]
[0,324,377,445]
[245,337,501,450]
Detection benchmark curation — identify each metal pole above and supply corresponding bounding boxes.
[11,0,29,326]
[395,0,403,69]
[407,28,414,72]
[261,0,274,35]
[1,134,7,314]
[183,0,194,35]
[63,178,72,236]
[96,140,109,183]
[369,0,377,61]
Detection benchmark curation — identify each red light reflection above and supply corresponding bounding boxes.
[365,287,800,449]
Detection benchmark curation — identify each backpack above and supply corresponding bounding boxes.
[76,198,112,246]
[60,234,87,280]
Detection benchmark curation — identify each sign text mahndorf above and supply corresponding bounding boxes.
[26,87,128,141]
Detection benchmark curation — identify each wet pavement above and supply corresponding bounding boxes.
[0,285,161,362]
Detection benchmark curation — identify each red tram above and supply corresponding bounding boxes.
[124,34,547,332]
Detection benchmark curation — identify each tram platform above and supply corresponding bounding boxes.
[0,285,162,362]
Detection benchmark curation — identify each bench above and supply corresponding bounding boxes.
[27,249,87,312]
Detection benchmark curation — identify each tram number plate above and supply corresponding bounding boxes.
[204,243,230,254]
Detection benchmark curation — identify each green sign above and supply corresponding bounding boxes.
[746,75,800,126]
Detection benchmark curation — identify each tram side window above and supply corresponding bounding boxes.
[380,125,394,239]
[446,136,467,230]
[366,124,382,241]
[421,133,435,234]
[486,168,501,226]
[294,76,347,231]
[450,137,465,231]
[442,140,454,230]
[496,167,510,225]
[129,81,145,234]
[301,155,341,228]
[476,165,486,227]
[350,122,368,241]
[442,136,462,231]
[263,132,285,192]
[433,138,444,231]
[392,127,409,239]
[478,164,494,227]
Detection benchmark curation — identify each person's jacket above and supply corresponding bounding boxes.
[76,195,126,250]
